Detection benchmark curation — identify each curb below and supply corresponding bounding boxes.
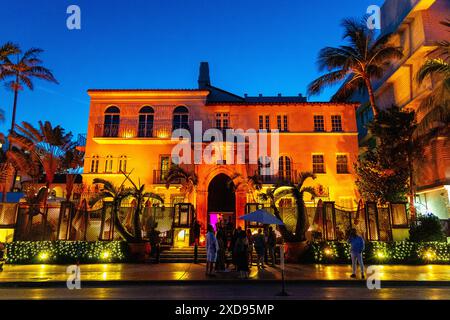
[0,279,449,288]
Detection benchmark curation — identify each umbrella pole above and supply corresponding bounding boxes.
[276,242,289,296]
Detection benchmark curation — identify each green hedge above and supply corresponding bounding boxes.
[5,241,129,264]
[304,241,450,265]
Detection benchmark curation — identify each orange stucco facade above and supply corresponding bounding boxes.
[83,64,360,231]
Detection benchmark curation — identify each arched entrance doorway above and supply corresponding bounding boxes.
[207,174,236,230]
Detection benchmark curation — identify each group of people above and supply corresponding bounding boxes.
[205,221,278,279]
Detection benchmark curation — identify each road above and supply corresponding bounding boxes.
[0,283,448,300]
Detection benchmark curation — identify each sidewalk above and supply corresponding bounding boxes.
[0,263,449,287]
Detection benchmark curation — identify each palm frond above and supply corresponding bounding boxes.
[307,69,348,96]
[297,171,317,189]
[143,192,164,204]
[92,178,116,194]
[417,58,449,84]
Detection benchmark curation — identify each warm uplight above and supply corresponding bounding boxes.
[200,235,206,245]
[102,251,111,259]
[424,250,436,261]
[324,248,333,256]
[38,252,49,261]
[376,251,386,259]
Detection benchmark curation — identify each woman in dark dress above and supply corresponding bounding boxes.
[234,230,249,279]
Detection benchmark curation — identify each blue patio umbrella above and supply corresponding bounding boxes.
[239,209,284,225]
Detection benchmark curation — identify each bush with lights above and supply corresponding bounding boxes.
[305,241,449,265]
[5,241,129,264]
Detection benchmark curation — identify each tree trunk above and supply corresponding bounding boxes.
[133,202,142,242]
[293,191,307,242]
[365,77,379,118]
[408,140,416,221]
[112,202,135,242]
[270,202,295,242]
[10,78,19,134]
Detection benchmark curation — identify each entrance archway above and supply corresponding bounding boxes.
[207,174,236,229]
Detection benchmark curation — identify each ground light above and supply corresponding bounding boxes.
[376,251,386,260]
[38,252,49,262]
[101,251,111,260]
[424,249,436,261]
[324,248,333,257]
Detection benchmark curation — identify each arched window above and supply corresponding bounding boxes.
[279,156,292,181]
[258,156,273,180]
[138,106,154,137]
[118,155,127,173]
[90,155,99,173]
[105,155,113,173]
[172,106,189,131]
[104,106,120,137]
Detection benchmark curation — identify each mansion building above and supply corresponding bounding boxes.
[83,63,359,233]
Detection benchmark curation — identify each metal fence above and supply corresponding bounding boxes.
[0,200,423,243]
[11,202,175,242]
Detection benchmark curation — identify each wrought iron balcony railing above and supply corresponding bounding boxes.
[94,121,174,139]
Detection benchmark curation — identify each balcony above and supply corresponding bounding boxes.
[153,165,196,184]
[93,121,176,144]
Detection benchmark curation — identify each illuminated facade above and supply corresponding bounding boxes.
[354,0,450,219]
[83,63,359,234]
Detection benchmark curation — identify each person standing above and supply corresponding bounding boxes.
[148,226,161,263]
[348,228,365,279]
[263,228,269,264]
[246,229,254,268]
[230,227,241,270]
[193,219,201,264]
[253,229,266,270]
[235,230,249,279]
[215,228,226,272]
[206,224,219,276]
[267,226,277,267]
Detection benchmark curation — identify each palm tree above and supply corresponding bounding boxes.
[2,47,58,132]
[61,148,85,201]
[89,177,133,242]
[416,19,450,135]
[90,175,164,242]
[0,42,20,83]
[229,172,263,203]
[124,175,164,242]
[308,18,404,117]
[263,172,318,242]
[8,121,75,197]
[165,165,198,203]
[259,187,293,241]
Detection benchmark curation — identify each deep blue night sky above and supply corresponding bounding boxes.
[0,0,383,136]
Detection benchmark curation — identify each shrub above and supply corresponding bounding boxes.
[6,241,129,264]
[409,214,446,242]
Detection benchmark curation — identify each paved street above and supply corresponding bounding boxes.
[0,283,448,300]
[0,263,448,300]
[0,263,449,283]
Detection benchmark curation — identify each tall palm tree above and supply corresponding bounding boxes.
[2,47,58,132]
[416,19,450,135]
[8,121,75,195]
[308,18,404,117]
